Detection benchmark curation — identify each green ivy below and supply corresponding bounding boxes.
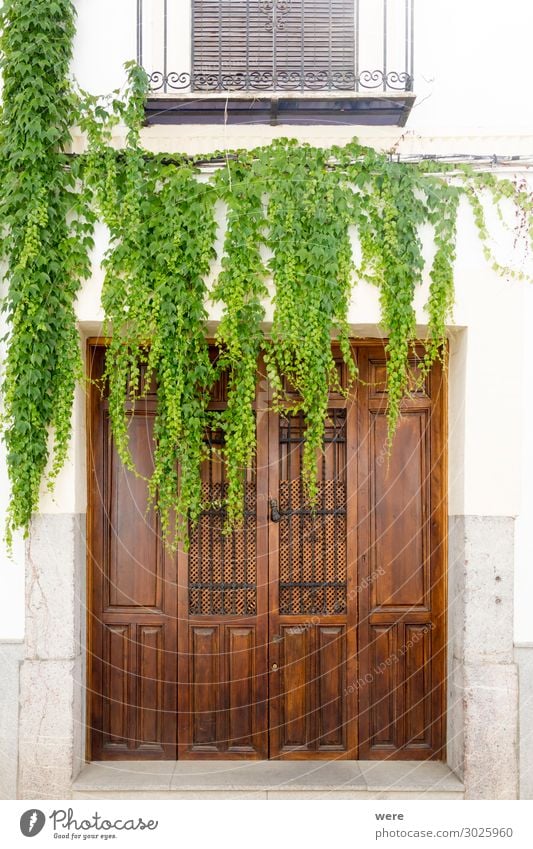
[212,156,268,530]
[0,0,94,546]
[1,2,532,548]
[85,77,217,547]
[264,140,356,501]
[351,161,427,444]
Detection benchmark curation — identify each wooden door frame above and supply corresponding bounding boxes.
[86,337,447,761]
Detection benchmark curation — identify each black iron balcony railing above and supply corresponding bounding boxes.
[137,0,414,96]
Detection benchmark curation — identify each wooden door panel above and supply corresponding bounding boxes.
[107,414,162,611]
[88,347,178,760]
[101,623,130,750]
[371,411,430,610]
[273,622,349,755]
[368,624,396,750]
[269,350,358,759]
[279,625,313,750]
[226,626,257,750]
[316,625,346,750]
[190,625,220,750]
[365,622,435,754]
[98,612,174,757]
[404,623,433,749]
[181,621,265,755]
[137,625,165,751]
[358,347,446,760]
[177,361,269,759]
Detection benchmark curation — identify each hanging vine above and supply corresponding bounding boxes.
[264,140,357,502]
[345,160,426,444]
[212,156,268,530]
[1,0,532,548]
[0,0,94,546]
[85,73,218,547]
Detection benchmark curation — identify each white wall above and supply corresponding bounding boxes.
[70,166,529,516]
[0,323,25,639]
[412,0,533,132]
[72,0,137,94]
[0,445,24,640]
[71,0,533,133]
[515,261,533,645]
[1,0,532,640]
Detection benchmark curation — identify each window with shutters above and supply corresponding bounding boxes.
[191,0,356,91]
[139,1,416,125]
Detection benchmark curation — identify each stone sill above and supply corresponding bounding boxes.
[73,760,464,800]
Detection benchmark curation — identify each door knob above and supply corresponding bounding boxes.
[271,663,278,671]
[270,498,281,522]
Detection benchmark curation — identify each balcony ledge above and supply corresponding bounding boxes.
[144,91,416,127]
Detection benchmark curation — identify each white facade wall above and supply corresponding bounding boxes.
[1,0,533,801]
[2,0,532,639]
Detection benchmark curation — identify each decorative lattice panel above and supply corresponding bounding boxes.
[279,410,347,615]
[189,430,257,616]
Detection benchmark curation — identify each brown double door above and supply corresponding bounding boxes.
[88,343,446,761]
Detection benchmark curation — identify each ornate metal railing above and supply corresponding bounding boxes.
[137,1,414,95]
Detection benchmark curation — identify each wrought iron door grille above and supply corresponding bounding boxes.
[139,1,415,94]
[278,410,347,615]
[188,429,257,616]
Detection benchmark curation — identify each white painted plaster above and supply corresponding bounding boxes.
[72,0,136,94]
[514,268,533,643]
[71,0,533,134]
[0,319,25,640]
[63,169,532,524]
[0,0,532,645]
[411,0,533,133]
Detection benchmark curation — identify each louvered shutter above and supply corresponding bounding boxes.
[192,1,355,90]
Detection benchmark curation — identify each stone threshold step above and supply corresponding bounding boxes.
[72,760,465,800]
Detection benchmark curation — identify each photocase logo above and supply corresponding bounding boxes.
[20,810,46,838]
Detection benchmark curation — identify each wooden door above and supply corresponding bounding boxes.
[268,352,358,758]
[176,364,269,758]
[88,346,178,760]
[357,347,447,759]
[88,341,446,761]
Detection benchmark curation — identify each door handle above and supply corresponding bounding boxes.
[270,498,281,522]
[271,634,283,643]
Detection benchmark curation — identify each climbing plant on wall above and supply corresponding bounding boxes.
[0,0,94,547]
[1,0,532,548]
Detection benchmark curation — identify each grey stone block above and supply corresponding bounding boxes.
[72,759,464,800]
[463,662,519,799]
[18,659,78,799]
[358,760,464,793]
[0,642,23,799]
[447,515,465,779]
[447,515,518,799]
[515,645,533,800]
[169,759,366,792]
[25,514,85,661]
[74,761,175,793]
[463,516,514,665]
[266,790,370,799]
